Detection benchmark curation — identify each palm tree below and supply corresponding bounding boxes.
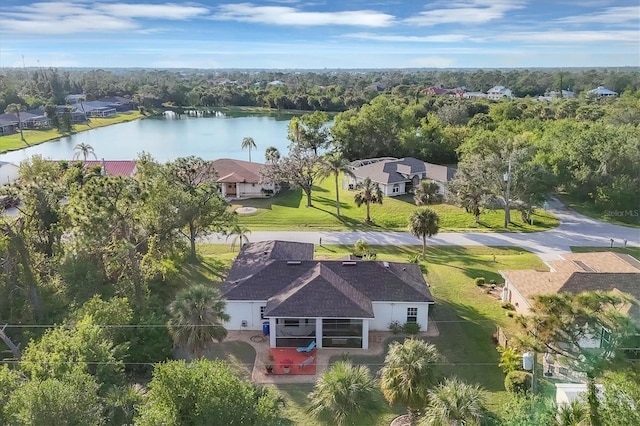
[353,177,383,224]
[4,103,28,145]
[225,225,251,251]
[241,136,256,162]
[73,143,97,161]
[308,361,382,426]
[420,378,486,426]
[265,146,280,163]
[408,208,440,259]
[167,285,230,358]
[380,339,442,424]
[318,152,354,217]
[414,180,442,206]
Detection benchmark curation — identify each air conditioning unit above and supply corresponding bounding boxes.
[241,320,248,327]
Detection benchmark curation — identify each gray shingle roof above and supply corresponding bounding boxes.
[221,243,434,318]
[351,157,455,185]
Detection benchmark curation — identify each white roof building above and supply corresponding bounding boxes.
[487,86,514,100]
[588,86,618,97]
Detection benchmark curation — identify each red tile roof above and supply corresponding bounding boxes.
[211,158,263,184]
[83,160,137,177]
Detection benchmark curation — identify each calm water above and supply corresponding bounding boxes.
[0,112,296,163]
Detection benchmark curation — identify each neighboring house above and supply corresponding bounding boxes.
[345,157,455,197]
[82,160,137,177]
[211,158,277,199]
[463,91,487,99]
[487,86,514,100]
[0,118,17,135]
[537,90,576,101]
[65,94,86,103]
[221,240,435,349]
[56,105,87,123]
[98,96,137,112]
[73,101,117,117]
[0,112,50,130]
[0,161,20,185]
[588,86,618,97]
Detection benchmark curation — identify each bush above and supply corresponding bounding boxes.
[489,279,497,285]
[504,371,532,394]
[388,320,403,334]
[501,302,515,311]
[403,322,421,335]
[475,277,486,286]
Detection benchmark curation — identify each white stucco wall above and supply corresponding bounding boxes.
[370,302,430,332]
[381,182,407,197]
[225,300,267,330]
[0,163,19,185]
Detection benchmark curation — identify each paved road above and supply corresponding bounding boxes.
[205,198,640,261]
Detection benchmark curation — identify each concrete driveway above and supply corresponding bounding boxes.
[205,198,640,260]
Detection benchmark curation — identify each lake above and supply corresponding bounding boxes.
[0,112,297,164]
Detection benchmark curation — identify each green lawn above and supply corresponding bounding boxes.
[557,194,640,228]
[233,178,558,232]
[190,244,546,424]
[570,246,640,259]
[0,112,144,153]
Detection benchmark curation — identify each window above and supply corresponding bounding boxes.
[284,319,299,327]
[260,306,266,320]
[407,307,418,323]
[392,184,399,193]
[600,328,612,349]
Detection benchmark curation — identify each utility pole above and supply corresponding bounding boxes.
[503,157,512,228]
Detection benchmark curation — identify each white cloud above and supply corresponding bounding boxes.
[213,3,395,27]
[342,32,469,43]
[496,30,639,43]
[555,6,640,25]
[0,1,209,35]
[97,3,209,20]
[408,56,456,67]
[405,0,525,26]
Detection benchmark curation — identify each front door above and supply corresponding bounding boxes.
[226,183,237,196]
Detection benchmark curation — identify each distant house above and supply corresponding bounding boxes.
[98,96,137,112]
[345,157,456,197]
[82,160,137,177]
[0,161,20,185]
[221,240,435,349]
[211,158,278,199]
[0,112,50,130]
[486,86,514,100]
[56,106,87,123]
[0,117,18,135]
[588,86,618,97]
[537,90,575,101]
[65,94,86,103]
[73,101,117,117]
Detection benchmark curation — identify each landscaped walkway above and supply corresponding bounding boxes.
[205,198,639,261]
[227,319,439,384]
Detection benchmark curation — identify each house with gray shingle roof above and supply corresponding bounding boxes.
[345,157,455,197]
[221,240,434,349]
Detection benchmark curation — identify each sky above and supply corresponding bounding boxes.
[0,0,638,69]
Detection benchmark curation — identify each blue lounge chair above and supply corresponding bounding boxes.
[296,341,316,353]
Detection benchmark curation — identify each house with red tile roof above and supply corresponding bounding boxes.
[83,160,137,177]
[211,158,278,199]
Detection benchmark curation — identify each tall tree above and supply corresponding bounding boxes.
[241,137,256,162]
[353,177,383,224]
[318,152,354,217]
[162,156,235,261]
[414,180,442,206]
[308,361,382,426]
[226,224,251,251]
[167,285,229,358]
[136,360,283,426]
[600,368,640,426]
[4,103,28,145]
[380,339,442,423]
[408,208,440,258]
[260,146,324,208]
[73,143,97,161]
[288,111,330,155]
[264,146,280,163]
[420,378,486,426]
[516,291,635,426]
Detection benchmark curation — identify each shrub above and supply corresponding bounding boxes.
[475,277,486,286]
[501,302,515,311]
[403,322,421,335]
[388,320,403,334]
[497,346,520,374]
[489,279,497,285]
[504,371,532,394]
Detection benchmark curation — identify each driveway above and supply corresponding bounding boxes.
[205,198,640,260]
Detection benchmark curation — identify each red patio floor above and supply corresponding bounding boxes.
[269,347,317,375]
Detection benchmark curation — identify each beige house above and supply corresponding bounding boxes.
[211,158,278,199]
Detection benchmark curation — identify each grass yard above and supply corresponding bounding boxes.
[191,243,546,424]
[0,111,144,153]
[570,246,640,259]
[233,178,558,232]
[557,194,640,228]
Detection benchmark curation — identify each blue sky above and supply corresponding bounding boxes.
[0,0,638,69]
